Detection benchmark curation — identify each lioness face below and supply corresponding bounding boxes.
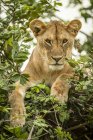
[30,19,82,71]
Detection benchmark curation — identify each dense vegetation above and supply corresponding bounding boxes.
[0,0,93,139]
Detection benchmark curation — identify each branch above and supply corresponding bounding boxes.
[54,15,64,21]
[84,135,91,140]
[0,119,10,125]
[54,109,60,127]
[66,122,88,131]
[27,124,35,140]
[80,31,93,41]
[1,1,13,17]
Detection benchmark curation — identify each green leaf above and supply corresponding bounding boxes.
[20,74,29,85]
[11,73,20,82]
[34,118,48,128]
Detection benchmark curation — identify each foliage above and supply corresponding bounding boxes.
[68,0,93,57]
[0,0,93,140]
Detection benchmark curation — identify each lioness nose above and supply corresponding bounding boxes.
[52,56,62,62]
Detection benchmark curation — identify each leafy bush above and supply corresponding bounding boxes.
[0,57,93,140]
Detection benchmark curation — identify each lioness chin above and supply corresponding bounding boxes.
[9,19,82,127]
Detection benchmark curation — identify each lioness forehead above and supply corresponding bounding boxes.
[44,20,69,39]
[47,20,64,27]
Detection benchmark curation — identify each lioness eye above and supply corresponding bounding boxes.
[45,39,52,46]
[63,39,68,44]
[73,30,78,34]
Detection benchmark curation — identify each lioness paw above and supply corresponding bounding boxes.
[51,87,68,103]
[51,80,69,103]
[10,106,26,127]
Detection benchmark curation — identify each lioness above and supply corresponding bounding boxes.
[9,19,82,126]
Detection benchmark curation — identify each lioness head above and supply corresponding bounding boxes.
[29,19,82,71]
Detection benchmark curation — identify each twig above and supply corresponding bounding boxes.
[66,122,88,131]
[54,108,60,127]
[0,119,10,125]
[47,118,57,125]
[80,31,93,42]
[1,2,13,17]
[30,132,48,140]
[54,15,64,21]
[84,134,91,140]
[27,124,35,140]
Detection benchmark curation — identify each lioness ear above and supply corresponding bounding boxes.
[67,20,82,37]
[29,19,46,37]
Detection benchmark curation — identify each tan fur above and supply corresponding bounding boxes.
[9,19,82,126]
